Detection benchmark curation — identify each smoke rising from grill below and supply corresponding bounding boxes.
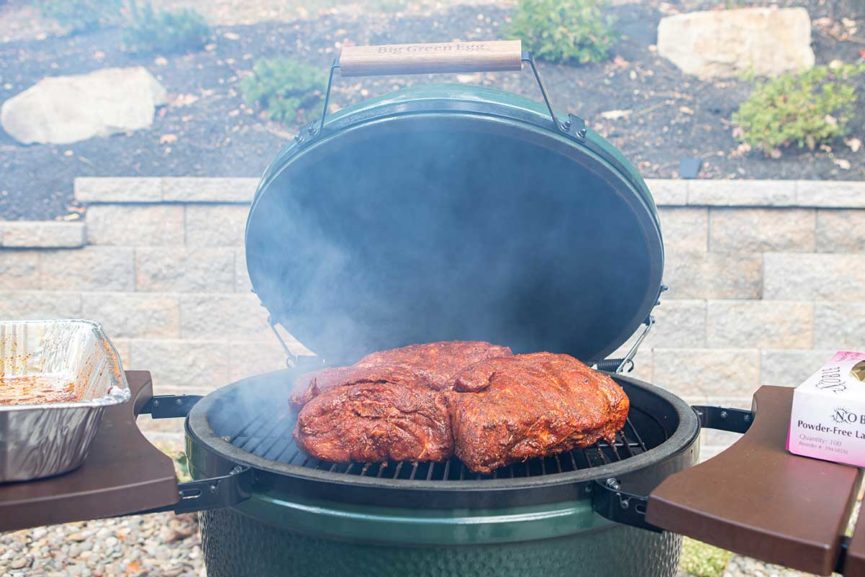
[245,99,663,372]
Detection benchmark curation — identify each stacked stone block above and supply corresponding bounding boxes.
[623,179,865,458]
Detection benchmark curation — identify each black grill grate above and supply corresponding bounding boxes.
[224,407,652,481]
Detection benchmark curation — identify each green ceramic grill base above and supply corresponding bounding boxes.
[187,372,699,577]
[200,507,681,577]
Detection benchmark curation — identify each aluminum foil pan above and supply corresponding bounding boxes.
[0,320,130,482]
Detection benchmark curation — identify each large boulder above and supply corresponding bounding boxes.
[657,7,815,79]
[1,67,167,145]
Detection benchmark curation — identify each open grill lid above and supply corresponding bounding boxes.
[245,43,664,366]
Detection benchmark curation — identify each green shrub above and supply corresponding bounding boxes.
[155,442,191,482]
[679,538,733,577]
[733,63,865,154]
[508,0,617,64]
[240,58,325,125]
[40,0,122,34]
[122,1,210,55]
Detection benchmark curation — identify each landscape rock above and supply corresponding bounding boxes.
[657,7,815,79]
[0,67,167,145]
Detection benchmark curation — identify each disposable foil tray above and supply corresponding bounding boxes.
[0,320,130,482]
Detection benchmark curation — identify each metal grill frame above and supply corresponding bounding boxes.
[185,368,701,509]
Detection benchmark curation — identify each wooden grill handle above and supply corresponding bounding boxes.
[339,40,523,77]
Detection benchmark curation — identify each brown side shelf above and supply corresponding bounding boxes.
[647,386,863,576]
[0,371,179,532]
[845,491,865,577]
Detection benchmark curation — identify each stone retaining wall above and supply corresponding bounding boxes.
[2,177,864,453]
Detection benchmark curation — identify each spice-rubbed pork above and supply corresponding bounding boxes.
[292,341,513,463]
[448,353,629,474]
[291,341,513,405]
[292,344,630,473]
[295,380,453,463]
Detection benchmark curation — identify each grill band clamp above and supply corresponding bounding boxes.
[591,477,659,533]
[139,397,254,515]
[591,403,755,532]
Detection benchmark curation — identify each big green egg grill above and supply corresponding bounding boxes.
[3,41,862,577]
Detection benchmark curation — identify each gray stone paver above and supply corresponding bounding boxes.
[709,208,816,253]
[647,299,707,349]
[760,349,836,387]
[179,292,272,340]
[0,290,81,319]
[764,253,865,301]
[662,250,763,300]
[813,302,865,349]
[705,300,813,349]
[74,177,163,203]
[688,179,798,207]
[653,347,761,402]
[161,177,258,203]
[797,180,865,208]
[0,250,40,290]
[129,338,231,390]
[87,205,184,246]
[658,207,708,251]
[135,247,235,292]
[185,205,248,246]
[40,246,135,291]
[0,221,85,248]
[816,209,865,253]
[81,292,181,339]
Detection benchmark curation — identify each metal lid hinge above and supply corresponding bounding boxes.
[268,317,299,368]
[560,113,587,141]
[294,122,320,147]
[596,315,655,374]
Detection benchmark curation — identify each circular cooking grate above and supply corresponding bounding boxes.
[224,401,653,483]
[187,368,700,510]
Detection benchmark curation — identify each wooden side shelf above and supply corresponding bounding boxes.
[844,490,865,577]
[647,386,863,576]
[0,371,179,532]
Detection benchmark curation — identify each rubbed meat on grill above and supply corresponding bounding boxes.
[291,341,513,405]
[291,365,427,406]
[448,352,629,474]
[292,341,512,463]
[294,381,453,462]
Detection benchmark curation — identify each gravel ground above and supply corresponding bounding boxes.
[0,512,828,577]
[1,422,850,577]
[723,557,814,577]
[0,513,203,577]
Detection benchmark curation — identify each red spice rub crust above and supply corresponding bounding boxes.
[295,380,453,463]
[292,341,513,463]
[291,341,513,404]
[292,344,629,473]
[448,352,629,474]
